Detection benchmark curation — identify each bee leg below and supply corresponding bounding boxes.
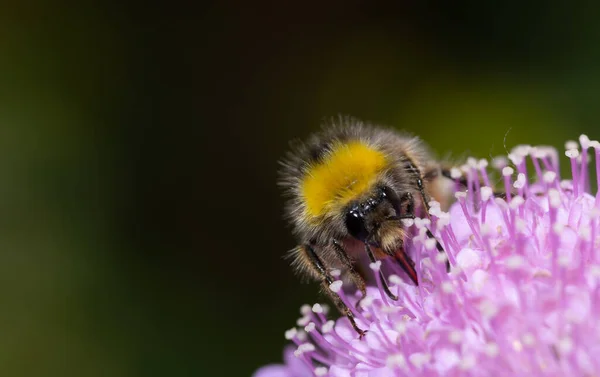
[405,161,434,214]
[407,165,455,256]
[319,281,367,338]
[331,239,367,306]
[302,244,367,338]
[401,192,450,273]
[364,242,399,300]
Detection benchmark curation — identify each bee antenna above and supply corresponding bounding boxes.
[503,127,513,156]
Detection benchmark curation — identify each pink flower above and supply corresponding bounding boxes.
[254,346,313,377]
[255,136,600,376]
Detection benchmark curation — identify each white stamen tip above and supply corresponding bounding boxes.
[513,173,526,189]
[548,189,561,208]
[553,223,565,235]
[424,238,437,251]
[531,147,547,158]
[515,218,527,233]
[450,167,462,179]
[435,252,448,264]
[467,157,478,167]
[565,140,578,150]
[455,191,467,200]
[414,218,430,228]
[566,149,580,158]
[304,322,316,332]
[441,281,454,293]
[285,328,298,340]
[485,342,499,357]
[590,140,600,149]
[321,320,335,333]
[522,333,535,346]
[300,304,312,315]
[401,218,414,227]
[479,300,498,318]
[429,207,442,217]
[369,261,382,271]
[557,337,573,355]
[580,134,590,148]
[512,340,523,352]
[314,367,328,376]
[508,153,524,165]
[389,274,402,285]
[386,354,407,369]
[381,305,401,314]
[437,214,450,228]
[494,197,508,210]
[492,156,508,169]
[449,330,463,343]
[506,255,525,269]
[558,255,570,267]
[580,226,591,241]
[297,343,315,353]
[480,186,493,201]
[312,303,323,314]
[329,281,343,293]
[421,257,433,268]
[360,295,374,308]
[543,171,557,183]
[513,144,532,156]
[478,159,489,169]
[297,316,310,326]
[480,223,491,236]
[330,269,341,277]
[589,265,600,278]
[509,196,525,209]
[395,321,407,334]
[460,354,477,370]
[409,352,431,369]
[414,218,423,228]
[296,330,307,341]
[502,167,514,177]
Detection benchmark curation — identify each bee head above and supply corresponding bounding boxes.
[344,185,405,250]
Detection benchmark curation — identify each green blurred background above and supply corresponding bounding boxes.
[1,1,599,376]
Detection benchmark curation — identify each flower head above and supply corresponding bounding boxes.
[255,135,600,376]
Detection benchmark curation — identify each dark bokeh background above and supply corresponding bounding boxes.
[2,1,599,376]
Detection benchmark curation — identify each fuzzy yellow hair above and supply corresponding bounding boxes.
[301,141,388,219]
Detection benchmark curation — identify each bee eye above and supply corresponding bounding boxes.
[345,209,368,242]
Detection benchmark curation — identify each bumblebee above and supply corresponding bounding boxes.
[279,117,452,336]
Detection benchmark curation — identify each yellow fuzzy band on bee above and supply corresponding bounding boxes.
[301,141,388,219]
